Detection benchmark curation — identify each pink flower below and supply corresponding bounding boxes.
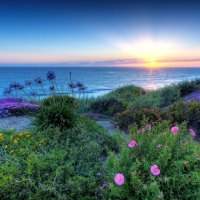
[145,124,152,130]
[189,128,196,137]
[150,165,160,176]
[157,144,163,149]
[114,173,124,185]
[171,126,179,134]
[128,140,138,148]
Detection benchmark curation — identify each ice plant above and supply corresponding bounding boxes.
[171,126,179,134]
[189,128,196,137]
[114,173,124,185]
[128,140,138,148]
[150,165,160,176]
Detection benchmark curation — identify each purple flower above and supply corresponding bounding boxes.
[46,71,56,81]
[76,82,83,88]
[18,84,24,90]
[114,173,125,185]
[30,92,37,97]
[49,86,55,92]
[189,128,196,137]
[128,140,138,148]
[171,126,179,134]
[68,83,77,89]
[78,84,87,91]
[150,165,160,176]
[3,88,12,96]
[0,98,39,113]
[34,77,44,85]
[9,82,21,90]
[25,80,33,86]
[157,144,163,149]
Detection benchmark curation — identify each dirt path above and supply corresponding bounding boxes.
[0,116,33,132]
[184,91,200,103]
[83,113,119,136]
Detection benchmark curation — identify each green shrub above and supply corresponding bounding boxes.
[35,103,77,131]
[104,121,200,199]
[177,79,200,96]
[105,85,145,103]
[91,98,125,116]
[0,117,118,199]
[164,100,200,135]
[115,108,163,130]
[42,95,76,107]
[159,85,181,107]
[128,91,162,110]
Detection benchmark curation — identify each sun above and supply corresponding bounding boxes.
[146,57,159,68]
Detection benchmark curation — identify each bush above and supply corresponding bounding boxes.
[104,121,200,199]
[0,117,118,199]
[35,103,77,131]
[159,85,181,107]
[128,91,162,110]
[91,98,125,116]
[177,79,200,96]
[105,85,145,103]
[164,100,200,136]
[115,108,163,130]
[42,95,76,107]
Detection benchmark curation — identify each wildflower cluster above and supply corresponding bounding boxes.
[104,121,200,199]
[0,131,37,158]
[3,71,87,101]
[0,98,39,117]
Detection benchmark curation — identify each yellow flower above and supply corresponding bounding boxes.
[14,139,18,143]
[0,133,4,140]
[18,133,23,137]
[10,150,14,153]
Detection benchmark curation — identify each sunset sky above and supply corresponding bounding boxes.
[1,0,200,67]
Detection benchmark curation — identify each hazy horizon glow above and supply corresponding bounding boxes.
[1,0,200,67]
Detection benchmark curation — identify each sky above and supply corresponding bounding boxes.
[1,0,200,67]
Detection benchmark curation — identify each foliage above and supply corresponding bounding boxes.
[77,97,96,113]
[0,117,117,200]
[35,103,77,131]
[164,100,200,135]
[105,85,145,103]
[159,85,181,107]
[176,78,200,96]
[42,95,77,107]
[104,121,200,199]
[128,85,181,110]
[115,108,163,130]
[127,91,162,110]
[91,98,125,116]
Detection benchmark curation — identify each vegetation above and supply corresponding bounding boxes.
[0,118,117,199]
[91,98,125,116]
[104,121,200,199]
[1,73,200,199]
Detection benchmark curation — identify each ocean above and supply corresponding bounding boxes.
[0,67,200,98]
